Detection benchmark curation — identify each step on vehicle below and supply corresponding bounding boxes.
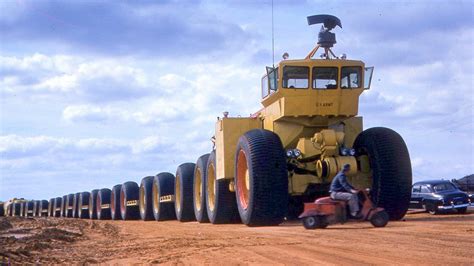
[299,190,389,229]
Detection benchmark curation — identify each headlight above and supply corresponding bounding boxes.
[340,148,348,156]
[286,150,294,158]
[293,149,301,157]
[286,149,302,158]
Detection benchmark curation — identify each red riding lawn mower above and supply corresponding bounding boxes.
[299,190,389,229]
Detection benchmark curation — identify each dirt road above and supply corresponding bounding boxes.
[1,209,473,265]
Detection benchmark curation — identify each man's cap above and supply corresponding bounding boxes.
[343,164,351,171]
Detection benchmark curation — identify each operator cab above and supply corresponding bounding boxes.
[261,60,374,98]
[260,15,374,118]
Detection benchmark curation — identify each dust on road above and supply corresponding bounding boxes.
[1,209,473,265]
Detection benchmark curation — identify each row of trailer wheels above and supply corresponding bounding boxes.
[3,130,289,225]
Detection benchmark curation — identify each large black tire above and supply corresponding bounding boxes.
[235,129,288,226]
[65,194,74,218]
[0,203,4,217]
[120,181,140,220]
[19,202,25,217]
[175,163,196,222]
[33,200,41,217]
[60,195,67,217]
[38,200,49,217]
[194,154,210,223]
[13,202,21,216]
[26,201,34,217]
[97,188,112,220]
[152,173,177,221]
[78,192,90,219]
[48,198,55,217]
[54,197,62,217]
[111,184,123,220]
[354,127,412,221]
[8,204,12,216]
[206,151,240,224]
[72,193,81,218]
[139,176,155,221]
[89,189,99,219]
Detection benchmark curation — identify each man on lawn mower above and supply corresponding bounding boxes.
[329,164,361,218]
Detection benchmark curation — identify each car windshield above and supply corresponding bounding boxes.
[433,183,456,192]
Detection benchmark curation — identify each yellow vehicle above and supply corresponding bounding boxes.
[160,15,411,226]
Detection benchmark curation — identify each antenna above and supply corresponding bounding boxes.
[271,0,275,67]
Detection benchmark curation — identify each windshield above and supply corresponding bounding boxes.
[433,183,456,192]
[283,66,309,89]
[341,66,362,89]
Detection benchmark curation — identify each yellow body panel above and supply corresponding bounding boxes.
[215,118,261,180]
[213,58,370,194]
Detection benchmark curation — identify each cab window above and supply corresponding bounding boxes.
[283,66,309,89]
[412,186,421,193]
[261,75,269,98]
[313,67,338,89]
[341,66,362,89]
[261,67,279,98]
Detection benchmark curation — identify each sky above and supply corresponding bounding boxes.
[0,0,473,201]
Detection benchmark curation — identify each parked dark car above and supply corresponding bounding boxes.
[410,180,471,214]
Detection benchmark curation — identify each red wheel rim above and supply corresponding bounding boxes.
[237,149,250,210]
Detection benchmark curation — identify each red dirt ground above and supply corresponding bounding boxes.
[1,208,473,265]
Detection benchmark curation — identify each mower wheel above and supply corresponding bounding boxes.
[370,210,389,227]
[303,216,328,230]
